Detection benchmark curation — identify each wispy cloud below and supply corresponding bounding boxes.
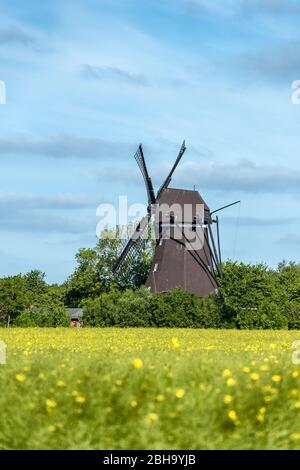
[176,159,300,194]
[0,135,134,159]
[0,192,95,234]
[279,233,300,245]
[238,0,300,17]
[99,160,300,194]
[0,192,95,210]
[237,40,300,83]
[184,0,300,17]
[0,213,91,234]
[0,26,36,46]
[98,157,300,194]
[81,64,148,86]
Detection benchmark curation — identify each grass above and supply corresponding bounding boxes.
[0,328,300,450]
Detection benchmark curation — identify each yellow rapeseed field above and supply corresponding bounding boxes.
[1,328,300,449]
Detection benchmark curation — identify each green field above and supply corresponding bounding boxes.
[1,328,300,450]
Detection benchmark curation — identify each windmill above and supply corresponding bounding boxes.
[113,141,239,297]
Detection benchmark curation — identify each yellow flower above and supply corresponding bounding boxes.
[256,414,265,423]
[289,389,299,398]
[171,337,180,348]
[48,425,56,433]
[224,395,233,404]
[260,365,269,372]
[262,385,276,394]
[259,407,266,415]
[242,367,250,373]
[272,375,282,383]
[147,412,159,422]
[223,369,232,378]
[46,399,57,409]
[56,380,65,388]
[38,372,45,380]
[250,373,260,382]
[132,358,143,369]
[156,394,165,402]
[264,396,273,404]
[75,395,86,404]
[228,410,239,425]
[227,378,236,387]
[130,399,138,408]
[15,374,26,383]
[291,371,299,379]
[294,401,300,409]
[175,388,185,398]
[290,433,300,441]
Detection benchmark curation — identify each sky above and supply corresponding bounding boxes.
[0,0,300,283]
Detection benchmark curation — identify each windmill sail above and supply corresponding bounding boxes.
[157,140,186,200]
[134,145,156,207]
[113,145,156,274]
[113,214,150,274]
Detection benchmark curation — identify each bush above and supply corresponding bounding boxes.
[82,290,119,327]
[14,307,70,328]
[83,287,222,328]
[83,288,154,327]
[114,288,154,327]
[237,302,288,330]
[150,289,221,328]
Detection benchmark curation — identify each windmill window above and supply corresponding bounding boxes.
[158,221,163,238]
[192,216,197,232]
[170,212,175,224]
[153,263,158,272]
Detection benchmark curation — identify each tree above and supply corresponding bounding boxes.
[0,271,66,326]
[24,270,47,295]
[218,261,274,322]
[276,261,300,303]
[237,301,288,330]
[65,228,153,307]
[0,275,31,326]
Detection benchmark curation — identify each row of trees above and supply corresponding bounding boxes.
[0,232,299,328]
[81,258,300,329]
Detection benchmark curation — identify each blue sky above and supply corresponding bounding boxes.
[0,0,300,283]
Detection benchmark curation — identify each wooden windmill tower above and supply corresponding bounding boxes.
[113,141,239,297]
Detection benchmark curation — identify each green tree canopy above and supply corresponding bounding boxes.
[65,228,153,307]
